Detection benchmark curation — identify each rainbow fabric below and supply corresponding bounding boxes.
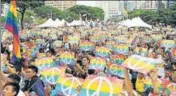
[161,40,176,48]
[89,57,106,71]
[144,78,162,92]
[4,0,21,63]
[106,41,116,50]
[79,75,123,96]
[55,75,83,96]
[79,41,94,51]
[59,52,75,65]
[95,47,110,58]
[122,55,161,74]
[166,83,176,95]
[34,57,55,71]
[107,63,124,77]
[134,47,140,55]
[30,45,40,58]
[113,44,129,55]
[40,67,66,84]
[111,54,126,65]
[91,35,100,43]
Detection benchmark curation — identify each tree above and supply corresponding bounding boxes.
[2,0,43,30]
[16,1,43,30]
[34,6,64,20]
[68,5,104,20]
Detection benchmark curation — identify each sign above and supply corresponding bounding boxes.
[113,44,129,55]
[79,75,123,96]
[111,54,126,65]
[60,51,75,65]
[107,63,124,77]
[79,41,94,51]
[89,57,107,71]
[95,47,110,58]
[40,67,66,84]
[55,75,83,96]
[122,55,162,74]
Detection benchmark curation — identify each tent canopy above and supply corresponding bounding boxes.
[37,18,55,28]
[119,17,152,29]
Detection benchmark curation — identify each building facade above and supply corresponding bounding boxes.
[95,1,121,20]
[44,1,76,11]
[1,3,9,17]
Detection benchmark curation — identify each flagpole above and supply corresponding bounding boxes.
[0,0,3,93]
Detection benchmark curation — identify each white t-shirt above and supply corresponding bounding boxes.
[17,90,25,96]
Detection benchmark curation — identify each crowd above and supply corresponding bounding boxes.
[1,22,176,96]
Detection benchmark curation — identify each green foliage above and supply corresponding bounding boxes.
[34,17,47,25]
[0,16,6,23]
[34,6,64,20]
[128,3,176,26]
[68,5,104,20]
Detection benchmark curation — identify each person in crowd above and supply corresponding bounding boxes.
[22,65,44,95]
[3,83,20,96]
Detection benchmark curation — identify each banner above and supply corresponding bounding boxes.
[29,45,40,58]
[40,67,66,84]
[106,41,116,50]
[79,41,94,51]
[79,75,123,96]
[34,57,55,71]
[95,47,110,58]
[59,52,75,65]
[55,75,84,96]
[89,57,106,71]
[111,54,126,65]
[113,44,129,55]
[107,63,124,77]
[122,55,163,74]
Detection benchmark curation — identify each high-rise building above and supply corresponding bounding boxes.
[44,1,76,11]
[95,1,121,20]
[1,3,9,17]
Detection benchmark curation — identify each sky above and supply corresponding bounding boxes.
[76,1,96,7]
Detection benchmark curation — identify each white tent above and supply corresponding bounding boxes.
[129,17,152,29]
[119,17,152,29]
[37,18,55,28]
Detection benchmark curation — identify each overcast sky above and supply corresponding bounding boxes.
[76,1,96,7]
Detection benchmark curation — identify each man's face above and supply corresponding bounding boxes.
[25,69,36,79]
[3,85,16,96]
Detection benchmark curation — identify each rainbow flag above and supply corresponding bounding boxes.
[68,36,80,44]
[107,63,124,77]
[59,52,75,65]
[89,57,106,71]
[55,75,84,96]
[40,67,66,85]
[34,57,55,71]
[122,55,162,74]
[134,47,141,55]
[113,44,129,55]
[111,54,126,65]
[79,75,123,96]
[4,0,21,63]
[95,47,110,58]
[166,83,176,95]
[79,41,94,51]
[106,41,116,50]
[161,40,176,48]
[30,45,40,58]
[91,35,100,43]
